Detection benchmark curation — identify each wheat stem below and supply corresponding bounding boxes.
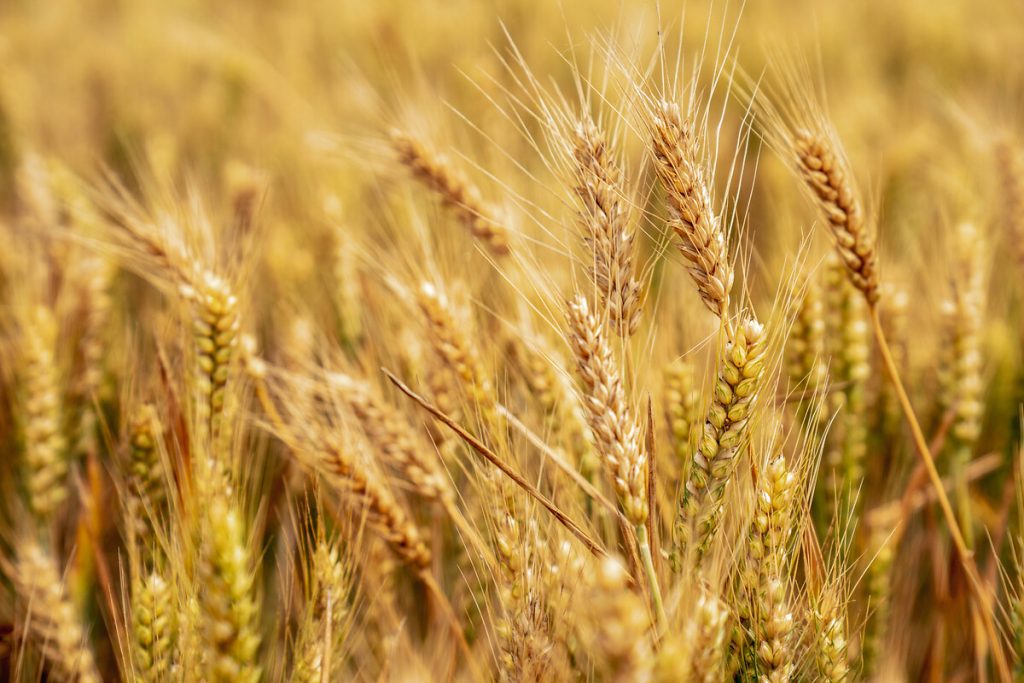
[869,304,1010,683]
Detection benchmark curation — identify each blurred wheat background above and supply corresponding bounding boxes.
[1,0,1024,680]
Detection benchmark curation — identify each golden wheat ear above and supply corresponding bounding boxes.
[569,119,643,338]
[793,130,879,303]
[390,128,511,256]
[8,541,101,683]
[648,99,734,321]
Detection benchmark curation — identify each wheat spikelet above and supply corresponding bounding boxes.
[577,557,652,683]
[673,316,767,563]
[312,433,431,570]
[810,589,849,683]
[416,281,499,429]
[571,119,643,337]
[863,525,893,677]
[333,241,364,348]
[131,570,176,682]
[391,128,510,255]
[328,370,452,503]
[939,222,985,448]
[743,454,797,683]
[827,255,870,510]
[513,336,597,479]
[20,304,69,522]
[650,100,733,319]
[9,541,100,683]
[67,254,114,459]
[684,589,730,682]
[196,494,262,683]
[788,276,827,400]
[125,403,167,552]
[794,130,879,302]
[566,293,647,526]
[128,405,164,498]
[292,540,352,683]
[664,358,700,478]
[181,270,240,468]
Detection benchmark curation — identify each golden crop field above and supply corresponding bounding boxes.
[0,0,1023,680]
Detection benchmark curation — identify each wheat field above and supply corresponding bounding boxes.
[1,0,1023,680]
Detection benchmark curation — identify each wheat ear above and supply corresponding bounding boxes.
[672,316,767,565]
[328,371,452,503]
[391,128,510,255]
[20,304,69,523]
[292,541,351,683]
[9,541,100,683]
[195,493,261,682]
[131,570,176,682]
[650,100,733,320]
[571,119,643,337]
[744,454,797,683]
[794,130,879,302]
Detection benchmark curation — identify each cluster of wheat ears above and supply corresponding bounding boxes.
[2,0,1024,681]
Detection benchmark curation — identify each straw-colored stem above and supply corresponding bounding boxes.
[869,303,1010,682]
[634,524,666,632]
